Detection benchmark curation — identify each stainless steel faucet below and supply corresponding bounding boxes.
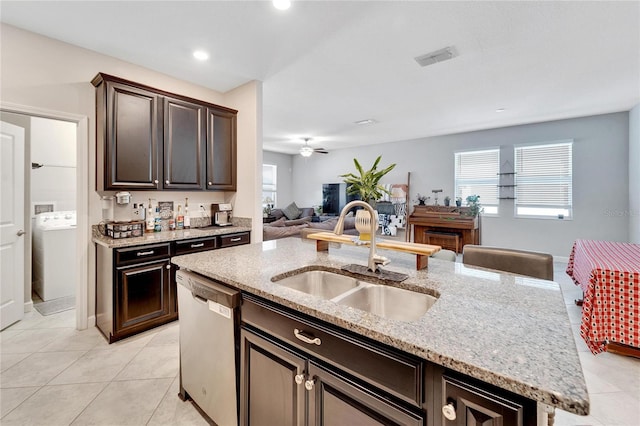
[333,200,390,273]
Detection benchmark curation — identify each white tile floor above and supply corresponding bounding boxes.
[1,261,638,425]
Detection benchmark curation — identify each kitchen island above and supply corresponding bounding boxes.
[172,237,589,423]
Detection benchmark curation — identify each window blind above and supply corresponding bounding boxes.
[515,141,572,218]
[454,149,499,213]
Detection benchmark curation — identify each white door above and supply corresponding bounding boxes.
[1,121,25,330]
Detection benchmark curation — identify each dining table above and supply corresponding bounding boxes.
[566,239,640,355]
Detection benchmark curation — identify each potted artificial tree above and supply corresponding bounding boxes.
[340,155,396,240]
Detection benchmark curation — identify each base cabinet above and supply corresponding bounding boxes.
[115,258,171,333]
[437,375,537,426]
[240,327,424,426]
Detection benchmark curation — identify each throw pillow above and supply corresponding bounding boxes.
[282,202,302,220]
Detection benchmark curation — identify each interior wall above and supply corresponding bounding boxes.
[262,151,294,208]
[630,104,640,243]
[0,23,260,323]
[30,117,77,213]
[292,112,630,257]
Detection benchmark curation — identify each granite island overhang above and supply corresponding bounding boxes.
[171,237,589,416]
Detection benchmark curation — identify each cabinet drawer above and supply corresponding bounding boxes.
[115,243,170,266]
[219,232,250,248]
[242,295,423,406]
[174,237,217,255]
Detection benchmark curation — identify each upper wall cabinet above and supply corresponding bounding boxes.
[163,97,206,190]
[92,73,237,191]
[206,107,237,191]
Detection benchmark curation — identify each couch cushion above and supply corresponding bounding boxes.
[309,217,338,230]
[285,216,313,226]
[299,207,315,218]
[267,217,287,227]
[263,223,309,241]
[282,202,302,220]
[270,209,285,220]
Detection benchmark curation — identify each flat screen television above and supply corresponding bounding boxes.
[322,183,359,216]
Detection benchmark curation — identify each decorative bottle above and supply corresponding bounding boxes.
[184,198,190,229]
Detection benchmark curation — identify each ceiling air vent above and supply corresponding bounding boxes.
[414,46,456,67]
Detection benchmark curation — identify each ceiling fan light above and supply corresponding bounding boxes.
[300,146,313,157]
[273,0,291,10]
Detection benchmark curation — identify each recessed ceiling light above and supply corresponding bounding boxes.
[273,0,291,10]
[193,50,209,61]
[354,119,377,125]
[495,108,506,113]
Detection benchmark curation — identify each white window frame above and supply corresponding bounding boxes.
[514,140,573,219]
[262,164,277,209]
[454,148,500,215]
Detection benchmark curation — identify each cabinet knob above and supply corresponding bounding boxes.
[304,378,315,391]
[208,181,213,186]
[154,179,159,184]
[442,401,457,421]
[166,264,171,270]
[294,374,305,385]
[165,180,170,184]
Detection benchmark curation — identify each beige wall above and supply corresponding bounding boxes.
[630,104,640,243]
[1,23,260,324]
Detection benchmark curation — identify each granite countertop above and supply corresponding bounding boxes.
[92,225,252,248]
[171,237,589,416]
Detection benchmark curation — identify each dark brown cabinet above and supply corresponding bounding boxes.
[240,328,306,426]
[206,107,237,191]
[437,374,536,426]
[93,73,237,192]
[240,296,426,426]
[115,258,171,334]
[97,242,175,343]
[163,97,206,190]
[93,76,161,191]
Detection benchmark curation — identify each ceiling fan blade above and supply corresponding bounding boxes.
[314,148,329,154]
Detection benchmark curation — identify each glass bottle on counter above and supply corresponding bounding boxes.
[184,198,190,229]
[154,205,162,232]
[146,198,155,233]
[176,204,184,230]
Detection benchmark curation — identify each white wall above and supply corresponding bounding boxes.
[1,23,261,322]
[31,116,77,213]
[630,104,640,243]
[263,151,294,208]
[292,113,630,257]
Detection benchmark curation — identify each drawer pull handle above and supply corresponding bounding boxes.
[294,374,305,385]
[294,328,321,346]
[136,250,154,256]
[304,378,315,391]
[442,400,457,421]
[229,237,241,242]
[190,243,205,248]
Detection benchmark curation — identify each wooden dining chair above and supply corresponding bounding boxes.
[462,245,554,280]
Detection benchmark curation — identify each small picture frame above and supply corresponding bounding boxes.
[158,201,174,219]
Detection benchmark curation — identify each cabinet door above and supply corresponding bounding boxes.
[115,259,171,337]
[104,81,161,190]
[308,362,424,426]
[442,376,527,426]
[163,97,206,190]
[206,107,237,191]
[240,327,306,426]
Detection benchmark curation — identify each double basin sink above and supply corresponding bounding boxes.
[272,268,437,322]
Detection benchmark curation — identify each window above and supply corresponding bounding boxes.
[262,164,277,208]
[515,141,572,218]
[454,149,499,215]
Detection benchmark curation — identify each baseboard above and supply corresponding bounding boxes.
[24,299,33,313]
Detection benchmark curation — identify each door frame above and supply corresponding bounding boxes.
[0,102,89,330]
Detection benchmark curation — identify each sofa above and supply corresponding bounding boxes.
[262,208,358,241]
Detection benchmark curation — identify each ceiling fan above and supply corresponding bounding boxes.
[299,138,328,157]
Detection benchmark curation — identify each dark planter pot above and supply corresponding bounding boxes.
[444,199,450,206]
[455,200,462,207]
[418,201,425,206]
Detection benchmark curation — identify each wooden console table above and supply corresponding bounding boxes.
[408,205,480,253]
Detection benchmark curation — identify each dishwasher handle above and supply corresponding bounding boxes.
[177,271,241,309]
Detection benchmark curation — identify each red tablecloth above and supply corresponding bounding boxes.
[566,239,640,354]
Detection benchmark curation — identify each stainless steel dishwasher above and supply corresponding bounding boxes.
[176,269,241,426]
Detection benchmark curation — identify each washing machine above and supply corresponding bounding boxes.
[32,210,77,301]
